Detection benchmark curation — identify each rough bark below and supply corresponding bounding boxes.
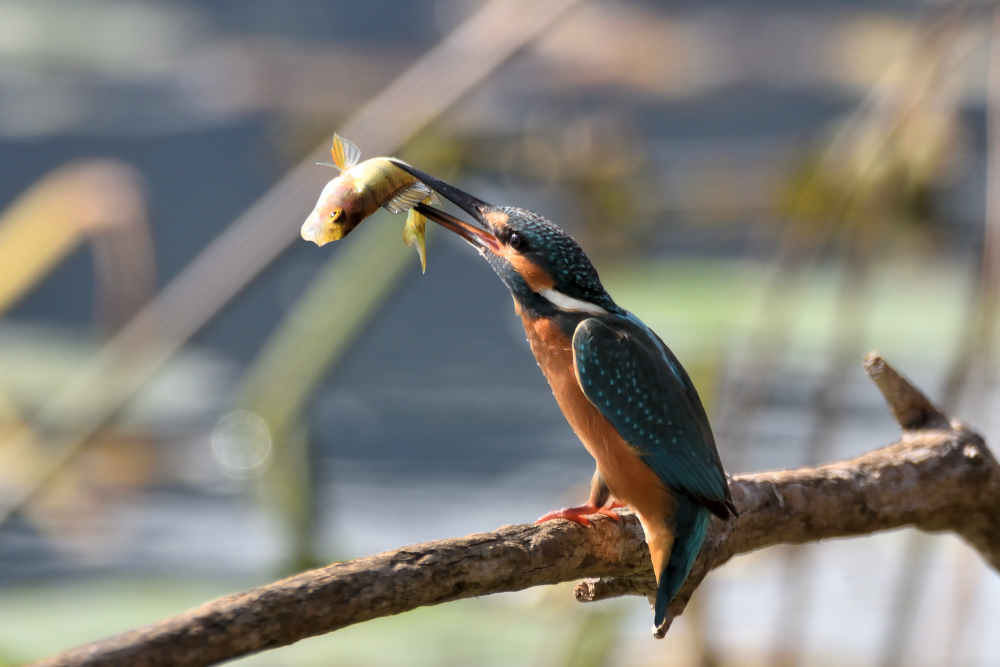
[33,355,1000,666]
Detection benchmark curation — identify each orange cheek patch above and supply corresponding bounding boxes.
[484,210,553,292]
[507,253,554,292]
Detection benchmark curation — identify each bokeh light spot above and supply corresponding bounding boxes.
[211,410,273,478]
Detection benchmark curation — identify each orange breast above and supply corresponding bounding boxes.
[519,312,676,536]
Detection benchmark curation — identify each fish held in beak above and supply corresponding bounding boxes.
[300,134,435,262]
[389,160,499,252]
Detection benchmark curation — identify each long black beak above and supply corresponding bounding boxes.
[390,160,499,251]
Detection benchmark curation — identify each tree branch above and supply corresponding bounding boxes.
[35,355,1000,666]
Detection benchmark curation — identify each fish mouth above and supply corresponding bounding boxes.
[390,160,499,252]
[300,217,348,247]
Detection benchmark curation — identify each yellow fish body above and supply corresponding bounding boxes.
[301,134,432,270]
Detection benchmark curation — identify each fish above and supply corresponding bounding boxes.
[300,134,434,271]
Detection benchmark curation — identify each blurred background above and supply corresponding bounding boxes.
[1,0,999,665]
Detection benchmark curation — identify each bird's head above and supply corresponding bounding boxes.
[391,161,619,319]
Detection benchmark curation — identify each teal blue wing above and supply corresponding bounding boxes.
[572,315,734,518]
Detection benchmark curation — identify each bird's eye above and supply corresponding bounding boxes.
[508,232,527,251]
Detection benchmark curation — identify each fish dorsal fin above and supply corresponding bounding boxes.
[382,181,432,214]
[330,133,362,171]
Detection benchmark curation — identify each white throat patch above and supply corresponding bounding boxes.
[538,288,608,315]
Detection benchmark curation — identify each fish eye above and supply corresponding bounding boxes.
[329,210,341,221]
[508,232,528,251]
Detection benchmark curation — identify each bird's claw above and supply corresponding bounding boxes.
[535,504,622,527]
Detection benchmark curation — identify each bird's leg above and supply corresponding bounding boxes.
[591,470,625,519]
[590,470,625,519]
[535,470,623,526]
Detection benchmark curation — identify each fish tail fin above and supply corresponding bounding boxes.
[330,133,362,171]
[653,497,711,635]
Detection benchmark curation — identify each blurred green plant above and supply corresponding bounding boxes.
[235,219,418,570]
[0,160,154,327]
[752,9,977,665]
[415,113,651,257]
[0,160,157,554]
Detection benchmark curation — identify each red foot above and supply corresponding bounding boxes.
[535,503,622,527]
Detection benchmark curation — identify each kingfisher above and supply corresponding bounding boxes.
[391,160,737,636]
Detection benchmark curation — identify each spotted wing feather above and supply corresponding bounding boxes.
[572,315,734,518]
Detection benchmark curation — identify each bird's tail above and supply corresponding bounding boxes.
[653,496,711,631]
